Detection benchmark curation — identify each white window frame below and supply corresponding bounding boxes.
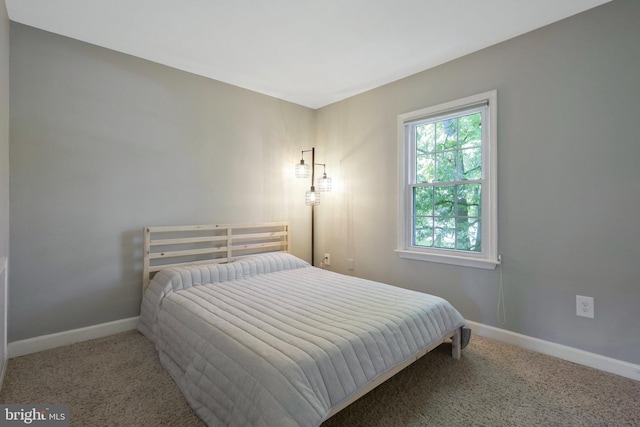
[396,90,499,269]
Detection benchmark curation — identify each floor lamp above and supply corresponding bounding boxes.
[295,147,332,266]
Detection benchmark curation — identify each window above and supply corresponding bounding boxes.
[397,91,499,269]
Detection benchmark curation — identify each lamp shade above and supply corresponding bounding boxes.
[305,188,320,206]
[316,173,332,192]
[295,160,311,178]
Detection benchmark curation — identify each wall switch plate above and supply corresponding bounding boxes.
[576,295,594,319]
[347,259,354,271]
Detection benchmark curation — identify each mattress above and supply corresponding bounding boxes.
[138,252,466,427]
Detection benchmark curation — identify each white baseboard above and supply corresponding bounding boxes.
[8,316,140,358]
[467,320,640,382]
[6,317,639,382]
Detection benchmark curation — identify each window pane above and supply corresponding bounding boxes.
[413,187,433,216]
[416,154,434,183]
[434,217,455,249]
[456,184,481,217]
[435,119,457,151]
[435,150,457,182]
[460,147,481,180]
[413,217,433,247]
[434,186,455,216]
[456,217,481,251]
[416,123,435,153]
[459,113,482,148]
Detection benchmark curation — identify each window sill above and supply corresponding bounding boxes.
[395,249,500,270]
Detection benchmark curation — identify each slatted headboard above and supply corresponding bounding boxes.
[142,222,290,292]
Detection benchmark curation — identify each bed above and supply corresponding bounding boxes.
[138,222,469,426]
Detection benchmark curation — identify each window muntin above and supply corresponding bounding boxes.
[397,91,498,269]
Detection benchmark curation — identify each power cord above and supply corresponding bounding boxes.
[497,255,506,325]
[320,255,329,269]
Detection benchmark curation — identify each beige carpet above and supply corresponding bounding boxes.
[1,330,638,426]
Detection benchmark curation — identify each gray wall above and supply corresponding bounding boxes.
[8,0,640,366]
[0,1,8,255]
[9,23,315,341]
[1,0,9,382]
[315,0,640,364]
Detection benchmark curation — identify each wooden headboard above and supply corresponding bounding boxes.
[142,222,290,292]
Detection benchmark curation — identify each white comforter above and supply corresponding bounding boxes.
[138,252,466,427]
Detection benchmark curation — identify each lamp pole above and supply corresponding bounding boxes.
[310,147,315,266]
[296,146,327,267]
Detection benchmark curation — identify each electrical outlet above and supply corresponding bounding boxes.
[576,295,594,319]
[323,253,330,266]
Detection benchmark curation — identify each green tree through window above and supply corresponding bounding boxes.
[413,112,482,251]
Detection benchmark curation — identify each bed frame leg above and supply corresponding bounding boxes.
[452,328,461,360]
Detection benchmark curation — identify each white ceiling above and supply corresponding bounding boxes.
[6,0,610,109]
